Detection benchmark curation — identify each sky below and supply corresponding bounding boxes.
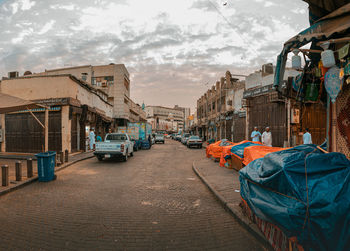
[0,0,310,112]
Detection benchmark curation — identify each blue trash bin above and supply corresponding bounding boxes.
[35,151,56,182]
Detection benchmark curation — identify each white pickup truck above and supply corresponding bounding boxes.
[94,133,134,161]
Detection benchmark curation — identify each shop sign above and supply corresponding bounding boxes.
[243,84,273,98]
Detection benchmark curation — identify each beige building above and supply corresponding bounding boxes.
[145,106,184,132]
[33,64,146,125]
[195,70,246,141]
[0,74,113,153]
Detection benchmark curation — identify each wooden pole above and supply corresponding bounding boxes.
[331,102,337,152]
[45,108,49,152]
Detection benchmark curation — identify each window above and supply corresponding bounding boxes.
[106,134,127,141]
[81,73,88,81]
[124,78,129,91]
[92,76,114,87]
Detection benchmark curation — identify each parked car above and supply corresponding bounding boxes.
[94,133,134,161]
[155,134,165,144]
[181,133,191,145]
[131,139,141,151]
[175,134,182,141]
[187,135,203,148]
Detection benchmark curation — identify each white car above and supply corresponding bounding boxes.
[94,133,134,161]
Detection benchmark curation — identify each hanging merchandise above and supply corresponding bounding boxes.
[292,72,303,91]
[292,49,302,69]
[321,42,336,68]
[338,43,349,60]
[305,82,319,101]
[325,66,343,103]
[344,58,350,76]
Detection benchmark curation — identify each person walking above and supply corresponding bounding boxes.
[251,126,261,142]
[303,128,312,144]
[96,135,103,142]
[89,128,96,150]
[262,127,272,147]
[148,134,152,148]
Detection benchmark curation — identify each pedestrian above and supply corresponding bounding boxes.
[108,128,112,134]
[89,128,96,150]
[251,126,261,142]
[262,127,272,147]
[148,134,152,148]
[303,128,312,144]
[96,135,103,142]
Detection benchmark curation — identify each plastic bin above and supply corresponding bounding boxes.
[35,151,56,182]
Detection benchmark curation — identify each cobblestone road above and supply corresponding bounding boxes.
[0,140,265,251]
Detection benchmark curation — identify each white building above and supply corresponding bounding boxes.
[145,106,184,132]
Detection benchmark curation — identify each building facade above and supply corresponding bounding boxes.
[33,64,146,126]
[145,106,184,133]
[195,70,246,142]
[0,75,113,153]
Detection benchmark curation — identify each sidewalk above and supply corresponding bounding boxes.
[0,151,94,196]
[192,158,273,250]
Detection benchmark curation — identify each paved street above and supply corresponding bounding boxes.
[0,139,264,251]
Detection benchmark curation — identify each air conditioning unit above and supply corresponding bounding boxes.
[8,71,19,78]
[268,91,284,103]
[262,63,274,76]
[242,99,250,107]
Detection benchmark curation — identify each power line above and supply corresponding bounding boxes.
[206,0,261,58]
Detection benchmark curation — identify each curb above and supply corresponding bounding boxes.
[0,154,94,198]
[192,161,273,250]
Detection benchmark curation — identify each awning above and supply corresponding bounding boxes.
[0,93,46,113]
[273,3,350,88]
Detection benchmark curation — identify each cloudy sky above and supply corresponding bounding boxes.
[0,0,310,111]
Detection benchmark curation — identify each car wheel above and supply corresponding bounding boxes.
[97,156,103,161]
[130,151,133,157]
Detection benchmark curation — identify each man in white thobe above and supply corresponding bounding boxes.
[303,128,312,144]
[89,128,96,150]
[262,127,272,147]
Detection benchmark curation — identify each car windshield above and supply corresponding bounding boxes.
[106,134,127,141]
[156,134,163,137]
[184,134,190,138]
[190,136,200,139]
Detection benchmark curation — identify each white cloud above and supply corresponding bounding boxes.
[0,0,310,110]
[37,20,55,35]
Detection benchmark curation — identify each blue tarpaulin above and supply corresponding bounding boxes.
[228,142,262,159]
[239,145,350,251]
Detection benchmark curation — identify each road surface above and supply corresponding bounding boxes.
[0,139,264,250]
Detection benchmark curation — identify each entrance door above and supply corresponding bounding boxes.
[249,95,286,147]
[5,111,62,153]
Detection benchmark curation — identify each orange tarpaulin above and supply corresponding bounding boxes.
[210,142,234,159]
[242,145,286,166]
[206,141,221,158]
[219,140,249,167]
[206,140,233,158]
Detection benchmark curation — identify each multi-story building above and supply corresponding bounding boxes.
[173,105,191,132]
[33,64,146,126]
[195,71,246,141]
[145,106,184,133]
